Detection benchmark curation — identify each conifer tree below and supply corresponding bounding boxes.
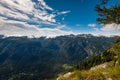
[96,0,120,24]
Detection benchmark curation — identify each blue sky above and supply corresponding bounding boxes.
[0,0,120,37]
[45,0,120,33]
[46,0,99,32]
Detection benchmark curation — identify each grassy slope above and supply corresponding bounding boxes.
[57,37,120,80]
[57,66,120,80]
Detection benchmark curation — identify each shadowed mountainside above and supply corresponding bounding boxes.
[0,34,115,80]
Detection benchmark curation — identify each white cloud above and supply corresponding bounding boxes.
[0,0,56,23]
[55,25,71,30]
[90,23,120,36]
[56,25,66,29]
[88,24,97,27]
[101,23,120,31]
[38,0,53,11]
[0,20,73,38]
[58,11,71,15]
[0,0,72,37]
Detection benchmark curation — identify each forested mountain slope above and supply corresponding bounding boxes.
[0,34,114,80]
[57,37,120,80]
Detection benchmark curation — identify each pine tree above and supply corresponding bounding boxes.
[96,0,120,24]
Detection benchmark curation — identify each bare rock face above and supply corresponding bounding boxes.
[106,78,112,80]
[57,72,73,80]
[90,62,110,70]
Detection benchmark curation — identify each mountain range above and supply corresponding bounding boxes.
[0,34,115,80]
[57,37,120,80]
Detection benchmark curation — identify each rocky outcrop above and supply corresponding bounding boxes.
[90,62,110,70]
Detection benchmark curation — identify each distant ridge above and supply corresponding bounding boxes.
[0,33,117,39]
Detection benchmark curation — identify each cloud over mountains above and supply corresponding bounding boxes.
[0,0,72,37]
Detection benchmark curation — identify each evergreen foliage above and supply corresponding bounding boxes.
[74,37,120,71]
[96,0,120,24]
[0,35,114,80]
[57,37,120,80]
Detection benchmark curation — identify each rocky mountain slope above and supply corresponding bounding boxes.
[57,37,120,80]
[0,34,115,80]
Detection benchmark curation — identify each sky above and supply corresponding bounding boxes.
[0,0,120,37]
